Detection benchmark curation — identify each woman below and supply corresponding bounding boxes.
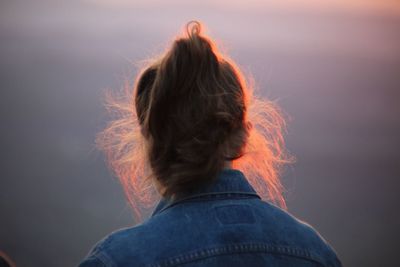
[79,20,342,267]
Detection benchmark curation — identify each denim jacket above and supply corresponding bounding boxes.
[78,169,342,267]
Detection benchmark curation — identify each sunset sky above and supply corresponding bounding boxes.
[1,1,399,267]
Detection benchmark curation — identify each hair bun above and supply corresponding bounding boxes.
[186,20,202,38]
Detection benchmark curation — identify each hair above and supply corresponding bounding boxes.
[96,20,293,222]
[0,251,16,267]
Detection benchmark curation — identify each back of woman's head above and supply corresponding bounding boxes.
[136,21,249,197]
[97,20,292,221]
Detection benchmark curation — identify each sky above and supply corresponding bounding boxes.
[0,1,399,266]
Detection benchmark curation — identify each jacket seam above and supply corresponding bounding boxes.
[92,251,116,267]
[155,192,261,215]
[145,242,326,267]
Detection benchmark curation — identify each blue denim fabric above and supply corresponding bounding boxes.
[78,169,342,267]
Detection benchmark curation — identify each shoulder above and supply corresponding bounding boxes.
[254,200,342,267]
[78,200,342,267]
[78,223,150,267]
[78,214,181,267]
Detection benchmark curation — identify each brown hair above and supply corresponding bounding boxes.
[96,20,293,221]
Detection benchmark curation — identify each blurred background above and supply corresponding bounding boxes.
[0,0,399,266]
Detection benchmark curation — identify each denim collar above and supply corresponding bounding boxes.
[151,168,261,217]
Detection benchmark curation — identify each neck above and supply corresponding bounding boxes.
[155,160,234,197]
[223,160,233,169]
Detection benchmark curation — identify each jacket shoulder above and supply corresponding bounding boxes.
[79,200,342,267]
[255,201,342,267]
[78,224,150,266]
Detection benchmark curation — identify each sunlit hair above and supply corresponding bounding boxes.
[96,20,293,222]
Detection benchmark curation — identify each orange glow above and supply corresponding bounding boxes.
[233,87,292,210]
[95,24,293,222]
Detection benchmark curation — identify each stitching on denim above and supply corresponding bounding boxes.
[156,192,261,215]
[145,243,326,267]
[94,251,116,267]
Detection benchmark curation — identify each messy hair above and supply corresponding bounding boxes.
[96,20,293,222]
